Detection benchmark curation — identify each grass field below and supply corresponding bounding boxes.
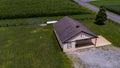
[89,0,120,7]
[103,5,120,15]
[0,0,120,68]
[0,25,72,68]
[0,14,120,67]
[1,14,120,47]
[89,0,120,15]
[69,15,120,47]
[0,0,90,19]
[78,17,120,47]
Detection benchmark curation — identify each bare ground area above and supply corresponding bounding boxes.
[66,45,120,68]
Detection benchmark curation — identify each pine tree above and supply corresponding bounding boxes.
[95,6,107,25]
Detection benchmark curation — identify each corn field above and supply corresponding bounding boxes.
[0,0,89,19]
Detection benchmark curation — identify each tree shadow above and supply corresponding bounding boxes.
[94,21,105,25]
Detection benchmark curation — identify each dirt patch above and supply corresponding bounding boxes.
[67,45,120,68]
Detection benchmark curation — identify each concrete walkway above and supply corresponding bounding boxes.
[92,35,111,47]
[74,0,120,23]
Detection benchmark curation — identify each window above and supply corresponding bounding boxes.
[67,42,72,49]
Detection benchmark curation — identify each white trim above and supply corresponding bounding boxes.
[54,29,63,48]
[47,21,57,24]
[70,32,93,41]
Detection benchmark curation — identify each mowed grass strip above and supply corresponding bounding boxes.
[0,25,71,68]
[0,0,90,19]
[102,5,120,15]
[89,0,120,15]
[89,0,120,7]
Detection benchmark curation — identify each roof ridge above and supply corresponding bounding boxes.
[53,16,97,43]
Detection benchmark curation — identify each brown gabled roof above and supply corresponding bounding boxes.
[53,16,97,43]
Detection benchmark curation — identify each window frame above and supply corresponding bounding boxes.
[67,42,72,49]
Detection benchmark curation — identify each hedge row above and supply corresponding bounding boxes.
[0,17,95,27]
[0,21,45,27]
[76,17,94,21]
[0,11,90,19]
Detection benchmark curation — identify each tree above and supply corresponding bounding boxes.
[95,6,107,25]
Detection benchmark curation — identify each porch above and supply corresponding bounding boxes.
[73,35,111,51]
[75,39,94,48]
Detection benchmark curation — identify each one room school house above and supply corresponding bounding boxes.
[53,16,98,52]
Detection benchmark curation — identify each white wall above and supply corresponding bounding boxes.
[55,31,93,52]
[63,32,93,52]
[63,42,76,52]
[70,32,92,41]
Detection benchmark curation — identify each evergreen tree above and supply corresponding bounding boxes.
[95,6,107,25]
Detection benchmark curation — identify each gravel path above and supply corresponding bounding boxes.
[74,0,120,23]
[67,45,120,68]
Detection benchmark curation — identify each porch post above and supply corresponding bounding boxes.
[95,38,97,47]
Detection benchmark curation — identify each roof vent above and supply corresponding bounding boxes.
[76,25,80,28]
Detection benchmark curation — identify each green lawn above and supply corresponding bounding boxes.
[0,14,120,68]
[0,14,120,47]
[0,25,72,68]
[0,0,120,68]
[68,14,120,47]
[103,5,120,15]
[89,0,120,15]
[79,18,120,47]
[0,0,90,19]
[89,0,120,7]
